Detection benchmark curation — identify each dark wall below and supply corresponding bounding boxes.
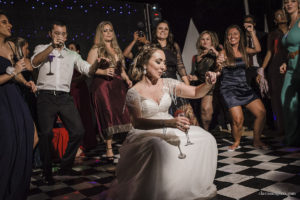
[1,0,283,57]
[1,0,146,58]
[156,0,283,48]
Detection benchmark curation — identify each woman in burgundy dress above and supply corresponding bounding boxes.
[87,21,132,160]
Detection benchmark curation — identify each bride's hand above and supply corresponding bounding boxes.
[172,116,190,132]
[205,71,219,85]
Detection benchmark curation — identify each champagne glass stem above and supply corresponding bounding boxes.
[177,145,186,159]
[163,127,167,135]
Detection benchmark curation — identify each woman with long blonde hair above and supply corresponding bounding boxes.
[189,30,219,130]
[280,0,300,146]
[87,21,132,160]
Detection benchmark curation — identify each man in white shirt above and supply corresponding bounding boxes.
[31,20,98,184]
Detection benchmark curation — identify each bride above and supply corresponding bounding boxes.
[104,45,218,200]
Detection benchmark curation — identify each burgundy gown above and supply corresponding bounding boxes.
[70,70,97,149]
[91,61,131,140]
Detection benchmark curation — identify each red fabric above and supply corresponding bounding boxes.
[70,70,97,149]
[91,72,131,139]
[52,127,69,159]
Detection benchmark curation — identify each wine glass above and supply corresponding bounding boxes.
[47,54,55,76]
[178,112,193,146]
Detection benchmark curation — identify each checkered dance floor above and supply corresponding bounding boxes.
[28,131,300,200]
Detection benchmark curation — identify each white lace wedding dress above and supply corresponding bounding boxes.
[105,78,217,200]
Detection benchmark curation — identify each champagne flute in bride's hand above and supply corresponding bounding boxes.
[178,112,193,146]
[177,143,186,159]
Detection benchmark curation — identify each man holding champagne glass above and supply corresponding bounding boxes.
[31,20,100,185]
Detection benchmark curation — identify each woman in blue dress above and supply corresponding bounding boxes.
[280,0,300,147]
[217,24,268,151]
[0,11,34,200]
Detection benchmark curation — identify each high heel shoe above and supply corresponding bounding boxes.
[105,147,115,161]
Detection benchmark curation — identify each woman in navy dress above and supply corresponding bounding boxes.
[0,11,34,200]
[217,24,267,151]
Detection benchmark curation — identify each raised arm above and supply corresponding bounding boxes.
[245,24,261,54]
[123,31,139,59]
[175,71,217,99]
[32,45,54,67]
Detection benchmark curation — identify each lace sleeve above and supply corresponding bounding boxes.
[163,78,182,105]
[125,88,142,118]
[174,43,187,77]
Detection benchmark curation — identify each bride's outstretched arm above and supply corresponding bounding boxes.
[175,71,218,99]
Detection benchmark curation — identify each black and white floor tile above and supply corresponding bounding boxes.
[28,131,300,200]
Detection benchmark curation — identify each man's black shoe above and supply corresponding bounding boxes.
[57,168,81,176]
[41,175,55,185]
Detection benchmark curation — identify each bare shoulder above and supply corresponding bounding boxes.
[7,40,15,49]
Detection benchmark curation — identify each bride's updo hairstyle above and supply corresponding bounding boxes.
[129,44,162,82]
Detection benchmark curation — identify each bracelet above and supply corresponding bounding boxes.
[6,66,18,76]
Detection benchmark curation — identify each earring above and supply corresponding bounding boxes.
[143,68,147,75]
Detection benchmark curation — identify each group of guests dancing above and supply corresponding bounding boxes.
[1,0,299,199]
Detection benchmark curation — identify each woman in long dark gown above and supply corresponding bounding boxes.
[0,11,34,200]
[87,21,132,160]
[258,9,288,136]
[151,20,198,125]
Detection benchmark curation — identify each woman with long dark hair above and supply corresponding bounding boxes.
[0,11,34,200]
[151,20,198,125]
[217,24,267,151]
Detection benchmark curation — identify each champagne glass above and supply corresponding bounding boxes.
[47,54,55,76]
[13,45,27,72]
[177,144,186,159]
[178,112,193,146]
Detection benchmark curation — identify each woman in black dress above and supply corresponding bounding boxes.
[217,24,267,151]
[152,20,198,125]
[189,30,219,130]
[0,11,34,200]
[258,9,288,136]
